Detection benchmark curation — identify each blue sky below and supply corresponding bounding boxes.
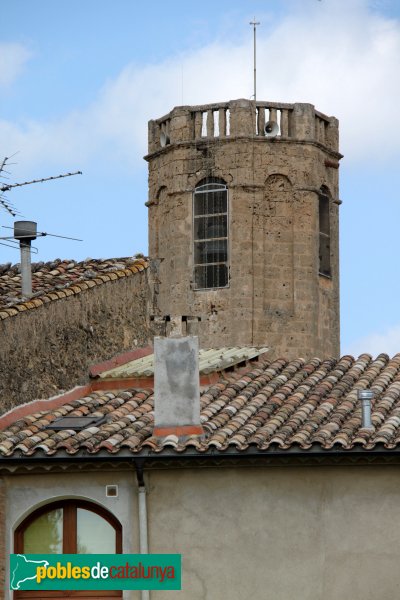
[1,0,400,357]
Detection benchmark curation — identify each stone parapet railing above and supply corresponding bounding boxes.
[147,99,339,155]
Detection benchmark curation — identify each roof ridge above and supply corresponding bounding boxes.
[0,257,148,320]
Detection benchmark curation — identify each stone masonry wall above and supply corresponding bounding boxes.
[0,271,150,414]
[146,99,341,359]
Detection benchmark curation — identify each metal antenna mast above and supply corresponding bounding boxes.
[0,223,83,298]
[249,17,260,102]
[0,159,83,296]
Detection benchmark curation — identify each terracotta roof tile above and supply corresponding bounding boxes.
[98,346,269,379]
[3,353,400,457]
[0,256,148,319]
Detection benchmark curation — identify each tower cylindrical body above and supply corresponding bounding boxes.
[145,99,342,359]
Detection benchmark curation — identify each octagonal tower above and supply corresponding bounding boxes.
[145,99,342,359]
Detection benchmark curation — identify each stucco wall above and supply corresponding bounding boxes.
[146,465,400,600]
[4,463,400,599]
[0,271,150,414]
[4,468,139,600]
[0,477,5,600]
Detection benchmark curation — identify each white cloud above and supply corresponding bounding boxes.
[0,42,31,86]
[1,0,400,170]
[345,324,400,358]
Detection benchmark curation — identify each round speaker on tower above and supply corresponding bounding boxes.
[264,121,279,138]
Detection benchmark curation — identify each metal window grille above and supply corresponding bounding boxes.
[193,182,229,289]
[319,192,331,277]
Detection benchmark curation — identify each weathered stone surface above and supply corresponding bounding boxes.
[0,272,150,414]
[146,99,341,359]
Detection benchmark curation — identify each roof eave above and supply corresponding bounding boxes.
[1,443,400,467]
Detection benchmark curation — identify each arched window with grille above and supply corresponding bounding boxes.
[14,499,122,599]
[193,178,229,289]
[319,187,331,277]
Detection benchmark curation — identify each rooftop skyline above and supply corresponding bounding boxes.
[1,0,400,356]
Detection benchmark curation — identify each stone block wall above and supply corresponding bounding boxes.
[146,99,342,359]
[0,271,150,414]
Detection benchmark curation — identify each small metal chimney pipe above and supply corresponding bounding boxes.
[358,389,374,429]
[20,241,32,298]
[14,221,37,299]
[154,335,203,437]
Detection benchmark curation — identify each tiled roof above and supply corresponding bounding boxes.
[0,256,148,319]
[98,347,269,379]
[2,352,400,457]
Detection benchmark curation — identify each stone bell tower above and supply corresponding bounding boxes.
[145,98,342,359]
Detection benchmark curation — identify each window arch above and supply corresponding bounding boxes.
[156,185,167,205]
[319,187,331,277]
[193,177,229,289]
[14,499,122,599]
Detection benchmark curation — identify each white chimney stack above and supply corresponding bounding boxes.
[153,336,203,437]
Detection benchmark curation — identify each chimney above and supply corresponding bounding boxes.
[14,220,37,298]
[358,389,374,429]
[153,335,203,437]
[150,315,201,339]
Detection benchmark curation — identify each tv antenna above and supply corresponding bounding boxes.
[0,153,82,217]
[249,17,260,102]
[0,153,22,217]
[0,222,83,298]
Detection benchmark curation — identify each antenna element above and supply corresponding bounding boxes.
[249,17,260,103]
[0,159,82,219]
[0,171,82,193]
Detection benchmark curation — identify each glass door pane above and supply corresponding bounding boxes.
[24,509,63,554]
[77,508,115,553]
